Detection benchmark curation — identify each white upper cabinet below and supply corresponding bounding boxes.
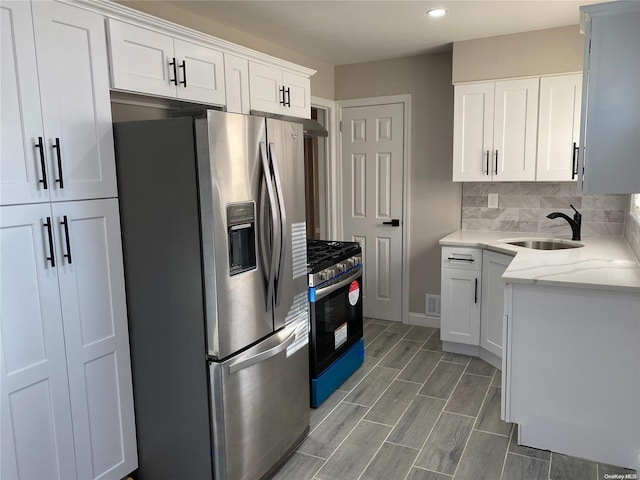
[1,2,48,206]
[536,73,582,182]
[249,62,311,118]
[493,78,539,181]
[224,54,251,114]
[1,1,116,205]
[453,78,538,182]
[578,3,640,194]
[107,19,226,106]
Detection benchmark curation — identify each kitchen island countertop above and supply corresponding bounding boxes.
[440,231,640,293]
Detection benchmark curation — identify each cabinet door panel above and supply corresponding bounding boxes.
[175,39,226,105]
[33,2,117,202]
[0,2,49,206]
[494,79,538,181]
[580,10,640,194]
[537,74,582,182]
[480,251,512,358]
[453,83,494,181]
[0,204,76,480]
[249,62,283,115]
[107,19,176,98]
[225,54,250,114]
[441,269,481,345]
[282,71,311,119]
[54,199,137,480]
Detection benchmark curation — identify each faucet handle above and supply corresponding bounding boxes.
[570,204,582,219]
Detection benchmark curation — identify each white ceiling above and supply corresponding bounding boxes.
[169,0,606,65]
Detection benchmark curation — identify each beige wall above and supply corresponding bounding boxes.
[336,53,460,312]
[452,25,584,83]
[117,1,335,99]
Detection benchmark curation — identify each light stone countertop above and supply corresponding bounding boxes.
[440,231,640,293]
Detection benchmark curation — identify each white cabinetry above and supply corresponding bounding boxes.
[1,1,116,206]
[1,199,137,480]
[536,74,582,182]
[441,246,513,367]
[224,54,251,114]
[578,2,640,194]
[1,2,136,478]
[502,283,640,469]
[480,250,512,358]
[249,62,311,118]
[107,19,226,106]
[453,78,538,182]
[440,247,482,345]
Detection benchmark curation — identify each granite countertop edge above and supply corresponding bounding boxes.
[439,230,640,294]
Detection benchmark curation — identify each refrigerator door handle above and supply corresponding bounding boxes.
[268,143,288,308]
[227,329,296,374]
[260,142,280,311]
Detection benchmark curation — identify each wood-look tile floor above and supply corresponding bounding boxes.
[271,319,638,480]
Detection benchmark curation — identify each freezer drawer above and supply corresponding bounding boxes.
[209,317,310,480]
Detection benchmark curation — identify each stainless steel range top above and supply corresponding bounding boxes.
[307,239,361,287]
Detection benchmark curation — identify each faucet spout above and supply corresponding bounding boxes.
[546,205,582,241]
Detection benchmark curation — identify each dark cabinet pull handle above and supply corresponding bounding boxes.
[447,256,474,262]
[285,87,291,107]
[35,137,48,190]
[52,138,63,188]
[485,150,490,175]
[279,86,286,106]
[169,58,178,85]
[474,278,478,303]
[382,219,400,227]
[44,216,55,267]
[571,142,579,179]
[494,150,498,175]
[61,215,72,264]
[179,60,186,87]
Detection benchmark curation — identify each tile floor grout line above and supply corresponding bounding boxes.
[408,353,470,478]
[463,371,495,379]
[474,427,511,438]
[507,451,550,463]
[450,372,495,479]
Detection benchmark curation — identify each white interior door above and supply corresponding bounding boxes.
[341,103,404,322]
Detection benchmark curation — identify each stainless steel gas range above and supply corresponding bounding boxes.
[307,240,364,407]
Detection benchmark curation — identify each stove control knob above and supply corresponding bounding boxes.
[337,263,345,273]
[319,271,327,281]
[326,269,335,278]
[347,258,355,267]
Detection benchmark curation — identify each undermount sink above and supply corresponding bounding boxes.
[507,239,584,250]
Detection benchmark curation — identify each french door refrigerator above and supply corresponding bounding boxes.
[113,111,310,480]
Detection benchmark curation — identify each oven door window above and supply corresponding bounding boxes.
[311,276,363,376]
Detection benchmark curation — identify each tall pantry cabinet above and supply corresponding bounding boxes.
[1,2,137,480]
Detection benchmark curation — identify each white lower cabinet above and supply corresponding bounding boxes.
[441,246,513,366]
[440,247,482,345]
[1,199,137,480]
[480,250,512,358]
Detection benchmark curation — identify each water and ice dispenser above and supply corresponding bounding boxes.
[226,202,256,276]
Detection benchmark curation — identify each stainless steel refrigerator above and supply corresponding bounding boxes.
[113,110,310,480]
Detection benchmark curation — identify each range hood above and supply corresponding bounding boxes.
[251,110,328,138]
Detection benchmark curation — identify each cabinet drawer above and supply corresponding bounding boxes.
[441,246,482,270]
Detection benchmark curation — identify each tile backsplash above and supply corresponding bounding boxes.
[624,206,640,259]
[461,182,628,236]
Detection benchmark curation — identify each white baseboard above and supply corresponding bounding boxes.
[408,312,440,328]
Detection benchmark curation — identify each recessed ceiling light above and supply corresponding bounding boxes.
[427,8,447,18]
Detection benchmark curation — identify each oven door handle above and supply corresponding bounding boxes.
[315,266,362,301]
